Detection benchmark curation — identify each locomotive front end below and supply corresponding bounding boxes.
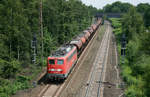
[47,57,67,79]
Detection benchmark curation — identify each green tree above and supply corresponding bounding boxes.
[103,1,132,13]
[137,3,150,13]
[144,7,150,27]
[122,7,144,41]
[0,0,98,96]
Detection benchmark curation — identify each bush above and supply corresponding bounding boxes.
[0,75,31,97]
[121,65,132,82]
[1,60,21,78]
[125,85,145,97]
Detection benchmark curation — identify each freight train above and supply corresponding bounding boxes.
[47,18,102,80]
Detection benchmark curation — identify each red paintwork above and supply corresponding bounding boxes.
[47,46,77,76]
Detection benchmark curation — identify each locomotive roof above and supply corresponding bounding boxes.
[79,33,84,37]
[50,45,75,57]
[83,30,89,33]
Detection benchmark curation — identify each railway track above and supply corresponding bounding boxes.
[84,21,111,97]
[37,22,101,97]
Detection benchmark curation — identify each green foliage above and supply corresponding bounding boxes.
[103,1,133,13]
[121,64,132,82]
[109,18,122,44]
[137,3,150,13]
[144,7,150,27]
[125,85,145,97]
[122,7,144,41]
[137,3,150,28]
[1,0,148,97]
[144,66,150,96]
[140,28,150,55]
[110,8,149,96]
[43,28,58,57]
[0,0,98,96]
[126,36,141,63]
[110,18,121,28]
[0,76,30,97]
[0,59,21,78]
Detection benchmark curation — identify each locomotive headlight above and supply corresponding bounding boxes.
[50,69,55,71]
[57,69,62,71]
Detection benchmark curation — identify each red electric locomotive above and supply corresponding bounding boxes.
[47,45,77,79]
[47,18,102,80]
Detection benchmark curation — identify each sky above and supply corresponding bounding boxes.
[81,0,150,9]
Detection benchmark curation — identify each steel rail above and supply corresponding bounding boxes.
[54,22,102,97]
[97,24,111,97]
[84,22,111,97]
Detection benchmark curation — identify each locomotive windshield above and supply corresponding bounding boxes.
[49,59,55,64]
[57,59,64,65]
